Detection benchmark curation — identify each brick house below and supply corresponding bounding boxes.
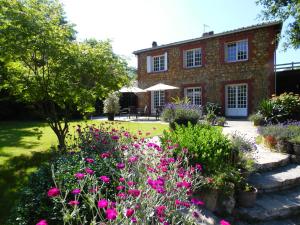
[133,21,282,117]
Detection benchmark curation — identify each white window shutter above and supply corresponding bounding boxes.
[147,56,152,73]
[183,51,187,68]
[164,52,168,71]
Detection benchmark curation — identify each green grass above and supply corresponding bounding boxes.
[0,119,168,224]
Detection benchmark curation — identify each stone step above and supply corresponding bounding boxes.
[236,217,300,225]
[236,186,300,222]
[249,164,300,193]
[252,145,290,172]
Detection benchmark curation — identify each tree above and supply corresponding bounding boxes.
[0,0,129,149]
[256,0,300,49]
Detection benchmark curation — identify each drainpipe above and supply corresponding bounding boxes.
[274,50,277,95]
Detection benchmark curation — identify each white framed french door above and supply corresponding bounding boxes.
[151,90,165,114]
[184,87,202,106]
[225,84,248,116]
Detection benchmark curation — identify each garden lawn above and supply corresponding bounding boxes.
[0,120,168,224]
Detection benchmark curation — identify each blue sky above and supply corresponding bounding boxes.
[60,0,300,67]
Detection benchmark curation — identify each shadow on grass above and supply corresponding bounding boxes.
[0,149,55,224]
[0,121,46,152]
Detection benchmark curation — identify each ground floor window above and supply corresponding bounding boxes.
[184,87,202,105]
[153,90,165,109]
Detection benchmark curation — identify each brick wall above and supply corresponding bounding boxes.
[136,26,278,115]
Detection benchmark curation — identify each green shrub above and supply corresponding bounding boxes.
[249,113,264,126]
[161,123,233,173]
[103,92,120,115]
[161,103,201,129]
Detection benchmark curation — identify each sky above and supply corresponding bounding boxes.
[60,0,300,68]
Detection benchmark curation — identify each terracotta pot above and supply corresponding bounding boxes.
[237,187,257,208]
[263,135,277,148]
[276,140,294,154]
[293,143,300,155]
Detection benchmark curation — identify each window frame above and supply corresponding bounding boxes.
[152,54,165,72]
[184,87,202,106]
[225,39,248,63]
[184,48,202,68]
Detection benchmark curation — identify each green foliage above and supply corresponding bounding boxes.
[249,113,264,126]
[291,135,300,144]
[171,96,191,104]
[256,0,300,49]
[103,92,120,115]
[161,123,233,173]
[161,103,201,129]
[258,93,300,123]
[258,123,300,142]
[0,0,129,149]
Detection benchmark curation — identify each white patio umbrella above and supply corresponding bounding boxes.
[144,83,179,91]
[119,86,146,93]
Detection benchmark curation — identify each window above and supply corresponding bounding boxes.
[153,55,165,72]
[225,40,248,62]
[153,91,165,108]
[146,53,168,73]
[184,48,202,68]
[184,87,202,105]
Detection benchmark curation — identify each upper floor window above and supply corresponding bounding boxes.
[225,39,248,62]
[184,48,202,68]
[153,55,165,72]
[147,52,168,73]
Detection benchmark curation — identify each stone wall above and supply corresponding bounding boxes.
[136,26,278,115]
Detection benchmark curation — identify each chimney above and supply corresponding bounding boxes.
[202,31,214,37]
[152,41,158,48]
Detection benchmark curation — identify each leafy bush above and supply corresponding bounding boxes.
[103,92,120,115]
[257,93,300,123]
[161,103,201,129]
[248,113,264,126]
[161,123,233,173]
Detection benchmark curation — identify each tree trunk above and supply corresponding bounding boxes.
[49,120,69,151]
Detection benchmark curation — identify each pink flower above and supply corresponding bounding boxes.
[128,189,141,197]
[126,208,134,217]
[193,211,199,218]
[98,199,108,208]
[74,173,85,180]
[195,163,202,171]
[128,156,138,163]
[127,181,136,186]
[220,220,231,225]
[175,199,181,206]
[106,208,118,220]
[131,217,137,223]
[117,163,125,170]
[85,168,94,175]
[119,177,125,182]
[100,152,111,158]
[68,200,80,206]
[191,198,205,206]
[71,188,81,195]
[117,192,126,199]
[85,158,94,163]
[100,176,110,183]
[116,185,125,191]
[36,219,48,225]
[47,187,60,198]
[156,205,166,217]
[111,135,119,140]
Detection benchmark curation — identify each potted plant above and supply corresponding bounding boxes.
[249,113,264,126]
[103,92,120,121]
[291,136,300,155]
[237,182,258,208]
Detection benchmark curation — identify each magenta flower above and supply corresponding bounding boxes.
[126,208,134,218]
[156,205,166,217]
[100,176,110,183]
[100,152,111,158]
[193,211,200,218]
[74,173,85,180]
[128,156,138,163]
[195,163,203,171]
[98,199,108,208]
[47,187,60,198]
[128,189,141,197]
[116,185,125,191]
[127,181,136,186]
[36,219,48,225]
[71,188,81,195]
[117,163,125,170]
[85,158,94,163]
[106,208,118,220]
[131,217,137,223]
[220,220,231,225]
[68,200,80,206]
[85,168,94,175]
[191,198,205,206]
[119,177,125,182]
[111,135,119,140]
[117,192,126,199]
